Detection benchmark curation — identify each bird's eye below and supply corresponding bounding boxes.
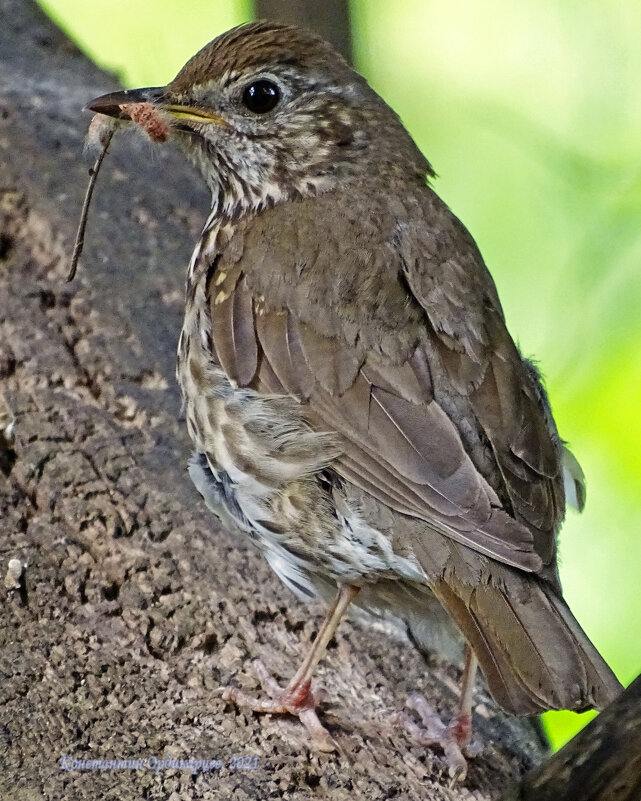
[242,80,281,114]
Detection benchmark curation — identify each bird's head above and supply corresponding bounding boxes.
[87,21,430,217]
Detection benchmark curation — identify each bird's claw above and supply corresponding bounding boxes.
[221,659,337,752]
[399,692,481,780]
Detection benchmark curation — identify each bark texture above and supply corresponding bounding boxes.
[504,674,641,801]
[0,1,546,798]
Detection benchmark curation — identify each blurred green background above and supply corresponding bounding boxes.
[39,0,641,750]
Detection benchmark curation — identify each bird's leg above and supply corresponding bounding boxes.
[222,583,359,752]
[400,647,480,779]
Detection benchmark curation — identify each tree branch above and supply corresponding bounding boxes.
[255,0,353,63]
[504,675,641,801]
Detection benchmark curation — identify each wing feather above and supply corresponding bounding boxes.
[206,188,568,574]
[209,271,257,386]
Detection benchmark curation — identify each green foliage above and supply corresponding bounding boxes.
[38,0,640,751]
[39,0,253,86]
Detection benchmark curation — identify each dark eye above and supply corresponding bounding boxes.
[242,80,281,114]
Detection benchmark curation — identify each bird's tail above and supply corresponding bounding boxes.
[430,573,622,715]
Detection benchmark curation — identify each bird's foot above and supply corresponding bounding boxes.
[221,659,337,752]
[399,693,481,780]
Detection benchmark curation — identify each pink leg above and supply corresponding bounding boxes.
[222,584,359,752]
[400,648,480,779]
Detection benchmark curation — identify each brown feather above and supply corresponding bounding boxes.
[361,354,433,404]
[209,272,258,387]
[429,571,621,714]
[255,309,316,399]
[297,321,363,396]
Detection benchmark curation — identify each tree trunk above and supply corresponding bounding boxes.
[0,2,545,798]
[255,0,352,63]
[503,674,641,801]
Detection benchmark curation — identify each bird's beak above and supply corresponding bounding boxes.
[86,87,166,119]
[86,87,227,126]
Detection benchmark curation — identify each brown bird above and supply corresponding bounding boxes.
[86,21,621,774]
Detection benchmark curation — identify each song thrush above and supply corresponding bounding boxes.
[86,21,621,773]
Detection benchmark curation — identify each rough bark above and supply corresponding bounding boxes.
[503,674,641,801]
[0,1,546,798]
[255,0,352,63]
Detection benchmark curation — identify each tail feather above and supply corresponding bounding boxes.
[431,574,622,715]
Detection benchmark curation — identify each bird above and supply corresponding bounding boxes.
[86,20,622,775]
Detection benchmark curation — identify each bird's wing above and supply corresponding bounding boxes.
[205,189,564,573]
